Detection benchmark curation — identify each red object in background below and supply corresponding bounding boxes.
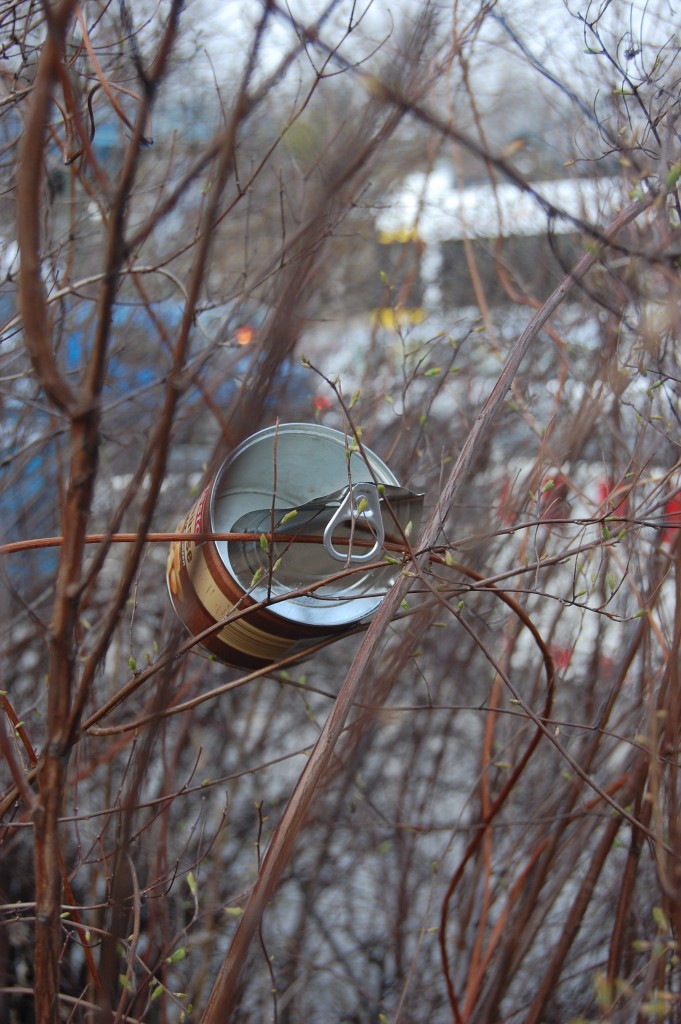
[597,478,628,517]
[234,324,255,346]
[662,492,681,546]
[313,394,332,412]
[549,645,573,671]
[539,473,570,520]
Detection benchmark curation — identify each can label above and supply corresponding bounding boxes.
[167,485,305,666]
[166,484,211,637]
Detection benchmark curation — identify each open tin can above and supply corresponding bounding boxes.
[167,423,422,668]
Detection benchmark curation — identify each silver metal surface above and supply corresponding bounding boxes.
[210,423,423,629]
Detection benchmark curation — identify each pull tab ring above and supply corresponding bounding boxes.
[323,482,385,563]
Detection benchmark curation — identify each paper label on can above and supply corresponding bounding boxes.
[166,485,209,610]
[180,484,210,568]
[168,516,298,662]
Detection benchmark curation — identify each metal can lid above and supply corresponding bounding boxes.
[209,423,422,628]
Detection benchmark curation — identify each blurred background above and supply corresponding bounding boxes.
[1,1,680,1021]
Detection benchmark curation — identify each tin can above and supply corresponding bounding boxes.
[167,423,422,668]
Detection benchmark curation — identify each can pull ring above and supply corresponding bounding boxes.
[323,482,385,563]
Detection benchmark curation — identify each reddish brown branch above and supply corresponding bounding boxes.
[16,0,79,415]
